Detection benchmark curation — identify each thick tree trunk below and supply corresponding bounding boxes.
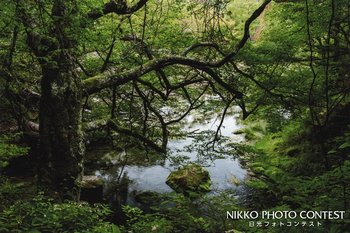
[30,0,85,200]
[38,60,84,200]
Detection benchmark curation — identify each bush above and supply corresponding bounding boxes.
[0,194,119,233]
[0,133,29,169]
[122,205,173,233]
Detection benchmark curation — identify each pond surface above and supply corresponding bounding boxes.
[89,110,248,205]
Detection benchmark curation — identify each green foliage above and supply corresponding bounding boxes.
[147,194,214,233]
[121,196,210,233]
[0,194,118,233]
[0,134,33,212]
[122,205,173,233]
[120,191,273,233]
[236,117,350,232]
[0,134,29,169]
[0,177,33,211]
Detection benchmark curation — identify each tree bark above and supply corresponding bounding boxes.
[20,0,85,200]
[38,61,84,200]
[37,0,84,200]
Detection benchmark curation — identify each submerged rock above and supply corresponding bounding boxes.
[166,164,211,196]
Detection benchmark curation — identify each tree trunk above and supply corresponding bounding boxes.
[29,0,84,200]
[38,61,84,200]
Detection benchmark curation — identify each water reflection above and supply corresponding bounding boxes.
[92,111,247,205]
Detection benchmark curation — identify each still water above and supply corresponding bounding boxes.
[91,111,247,203]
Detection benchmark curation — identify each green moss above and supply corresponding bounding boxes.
[82,74,104,90]
[166,164,211,195]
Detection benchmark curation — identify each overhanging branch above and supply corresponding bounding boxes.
[83,0,271,98]
[88,0,149,20]
[83,56,243,97]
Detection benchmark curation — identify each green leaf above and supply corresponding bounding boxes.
[327,149,337,154]
[339,142,350,149]
[110,225,121,233]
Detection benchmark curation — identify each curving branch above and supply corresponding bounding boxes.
[83,55,243,98]
[88,0,149,20]
[215,0,271,66]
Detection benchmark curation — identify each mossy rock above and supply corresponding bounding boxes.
[166,164,211,196]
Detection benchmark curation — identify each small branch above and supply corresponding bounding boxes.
[183,42,221,56]
[134,83,168,151]
[108,119,165,153]
[208,97,234,147]
[165,84,209,125]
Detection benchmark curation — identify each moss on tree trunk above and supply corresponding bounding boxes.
[30,0,84,200]
[38,62,84,200]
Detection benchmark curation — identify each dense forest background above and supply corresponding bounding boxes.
[0,0,349,232]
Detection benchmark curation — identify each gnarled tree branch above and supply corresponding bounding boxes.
[88,0,149,20]
[83,0,271,98]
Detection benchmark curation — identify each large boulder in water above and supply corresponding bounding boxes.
[166,164,211,196]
